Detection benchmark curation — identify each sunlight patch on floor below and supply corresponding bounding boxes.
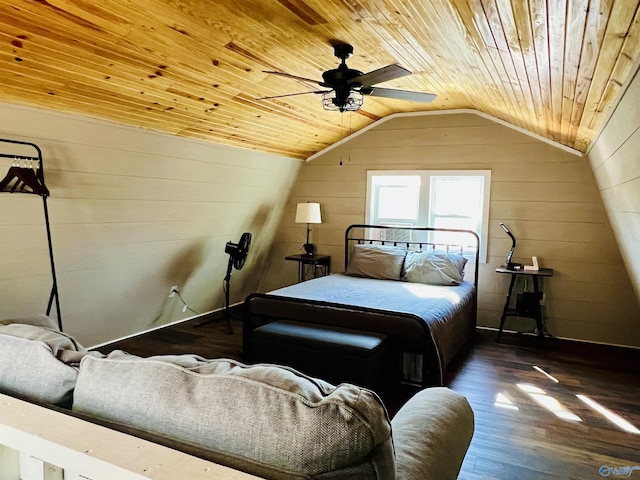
[494,392,519,410]
[492,363,640,432]
[517,383,582,422]
[533,365,559,383]
[577,394,640,434]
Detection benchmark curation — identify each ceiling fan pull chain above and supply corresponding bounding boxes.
[339,113,345,166]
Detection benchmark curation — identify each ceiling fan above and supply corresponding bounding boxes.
[258,43,436,112]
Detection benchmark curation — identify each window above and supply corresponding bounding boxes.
[366,170,490,262]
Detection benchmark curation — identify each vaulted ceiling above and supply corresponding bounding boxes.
[2,0,640,159]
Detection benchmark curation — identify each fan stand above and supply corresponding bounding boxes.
[194,232,251,334]
[194,256,234,334]
[221,255,234,334]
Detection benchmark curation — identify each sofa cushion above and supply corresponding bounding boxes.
[391,387,474,480]
[73,352,395,480]
[0,317,89,406]
[0,313,59,330]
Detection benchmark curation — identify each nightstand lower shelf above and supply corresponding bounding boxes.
[496,267,553,342]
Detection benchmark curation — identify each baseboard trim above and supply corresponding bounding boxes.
[88,304,242,350]
[476,326,640,352]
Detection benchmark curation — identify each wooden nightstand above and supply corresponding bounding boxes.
[285,254,331,282]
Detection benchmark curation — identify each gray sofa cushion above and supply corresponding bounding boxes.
[392,387,474,480]
[73,352,395,480]
[0,313,59,329]
[0,317,88,406]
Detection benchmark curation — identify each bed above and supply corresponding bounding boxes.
[243,224,479,386]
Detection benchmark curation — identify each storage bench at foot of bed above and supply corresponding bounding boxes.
[250,320,392,391]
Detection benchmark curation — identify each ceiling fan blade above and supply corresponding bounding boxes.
[256,90,327,100]
[263,70,325,86]
[360,86,436,104]
[348,64,411,87]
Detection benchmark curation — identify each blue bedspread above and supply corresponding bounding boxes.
[269,273,476,382]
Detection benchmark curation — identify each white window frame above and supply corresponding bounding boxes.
[365,170,491,262]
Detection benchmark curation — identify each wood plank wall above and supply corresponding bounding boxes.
[588,68,640,309]
[264,112,640,347]
[0,103,300,346]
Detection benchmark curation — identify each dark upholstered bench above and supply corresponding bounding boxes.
[251,320,391,391]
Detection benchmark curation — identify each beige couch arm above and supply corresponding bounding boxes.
[391,387,474,480]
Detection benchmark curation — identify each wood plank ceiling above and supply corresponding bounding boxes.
[1,0,640,159]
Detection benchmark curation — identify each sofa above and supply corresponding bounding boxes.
[0,314,474,479]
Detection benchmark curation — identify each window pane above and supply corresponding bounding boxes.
[431,176,483,218]
[378,185,419,220]
[432,217,474,246]
[367,170,490,263]
[371,175,420,223]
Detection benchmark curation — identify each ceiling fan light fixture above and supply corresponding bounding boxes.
[262,44,435,112]
[322,91,363,112]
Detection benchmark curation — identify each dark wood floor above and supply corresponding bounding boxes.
[98,314,640,480]
[447,333,640,479]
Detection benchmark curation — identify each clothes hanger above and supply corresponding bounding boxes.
[0,159,21,192]
[0,159,49,196]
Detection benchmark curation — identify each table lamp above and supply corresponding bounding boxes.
[499,222,522,270]
[295,202,322,256]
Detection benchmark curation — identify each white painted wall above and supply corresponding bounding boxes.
[0,103,300,346]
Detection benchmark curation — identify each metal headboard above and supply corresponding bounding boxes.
[344,224,480,288]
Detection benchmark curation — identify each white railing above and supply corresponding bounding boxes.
[0,393,260,480]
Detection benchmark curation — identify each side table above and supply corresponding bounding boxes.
[285,254,331,283]
[496,267,553,342]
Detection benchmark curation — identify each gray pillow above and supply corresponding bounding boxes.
[402,251,467,285]
[346,244,407,280]
[0,321,89,405]
[73,353,395,479]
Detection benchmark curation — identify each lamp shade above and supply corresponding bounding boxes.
[295,203,322,224]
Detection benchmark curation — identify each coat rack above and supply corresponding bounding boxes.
[0,138,62,330]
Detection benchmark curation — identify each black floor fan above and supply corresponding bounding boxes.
[196,232,252,333]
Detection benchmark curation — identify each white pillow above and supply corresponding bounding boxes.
[402,251,467,285]
[346,244,407,280]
